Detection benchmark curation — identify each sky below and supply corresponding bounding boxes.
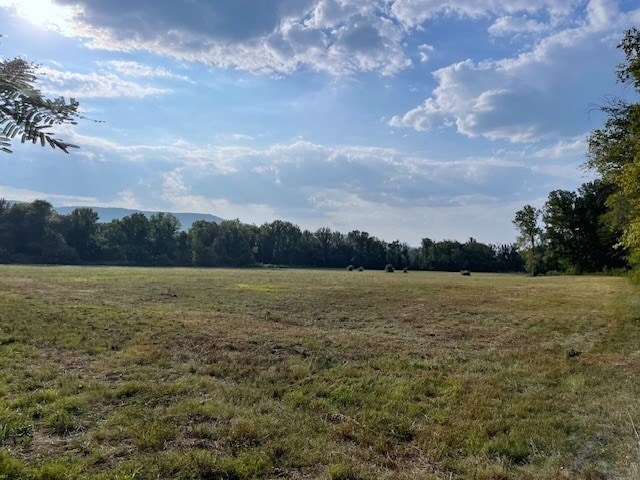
[1,0,639,246]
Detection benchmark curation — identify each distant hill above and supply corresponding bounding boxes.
[54,206,223,231]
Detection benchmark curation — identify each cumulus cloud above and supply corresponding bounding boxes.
[35,0,409,75]
[390,2,638,142]
[1,0,614,76]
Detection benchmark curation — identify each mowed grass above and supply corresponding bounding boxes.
[0,266,639,479]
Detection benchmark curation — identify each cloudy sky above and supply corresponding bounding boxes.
[1,0,638,245]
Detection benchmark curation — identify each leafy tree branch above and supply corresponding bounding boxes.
[1,46,80,153]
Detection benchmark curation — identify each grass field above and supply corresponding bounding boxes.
[0,265,639,479]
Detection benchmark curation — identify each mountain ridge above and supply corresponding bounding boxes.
[54,206,223,231]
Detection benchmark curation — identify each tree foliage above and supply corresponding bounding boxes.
[542,181,625,273]
[1,49,79,153]
[59,207,100,261]
[586,28,640,278]
[513,181,628,275]
[513,205,543,275]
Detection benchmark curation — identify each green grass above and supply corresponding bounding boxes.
[0,265,639,479]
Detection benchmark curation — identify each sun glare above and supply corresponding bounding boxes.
[1,0,76,33]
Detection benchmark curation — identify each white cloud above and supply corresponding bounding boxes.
[109,189,143,210]
[488,16,549,36]
[0,0,78,33]
[418,44,435,63]
[2,0,609,77]
[530,163,592,182]
[102,61,192,83]
[389,3,638,142]
[586,0,619,29]
[390,0,580,30]
[38,66,169,98]
[21,0,408,76]
[0,185,97,205]
[301,188,530,244]
[161,194,280,226]
[64,134,569,211]
[161,171,189,199]
[533,136,587,158]
[230,134,256,142]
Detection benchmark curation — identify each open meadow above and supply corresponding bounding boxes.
[0,265,639,479]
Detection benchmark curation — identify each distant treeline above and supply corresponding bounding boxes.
[0,199,523,272]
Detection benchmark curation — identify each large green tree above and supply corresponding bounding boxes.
[346,230,387,269]
[59,207,100,261]
[256,220,303,266]
[189,220,221,267]
[1,53,79,153]
[587,28,640,278]
[542,182,624,273]
[149,212,181,265]
[513,205,543,275]
[462,238,499,272]
[101,213,152,264]
[214,219,256,267]
[542,180,626,273]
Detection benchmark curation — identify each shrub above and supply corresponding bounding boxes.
[385,264,395,273]
[346,265,354,271]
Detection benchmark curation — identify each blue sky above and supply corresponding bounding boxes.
[1,0,638,245]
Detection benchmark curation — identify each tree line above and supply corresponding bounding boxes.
[0,199,523,272]
[513,29,640,279]
[513,180,628,275]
